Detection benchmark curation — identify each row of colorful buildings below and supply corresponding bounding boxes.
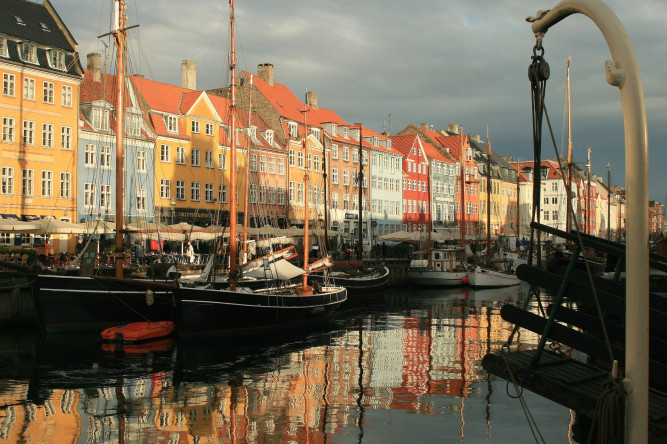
[1,0,663,254]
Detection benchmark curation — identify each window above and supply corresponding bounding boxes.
[289,149,296,167]
[160,144,170,162]
[1,167,14,194]
[191,120,200,133]
[205,123,214,136]
[100,146,111,168]
[353,148,359,163]
[552,197,558,204]
[205,151,214,168]
[297,183,304,203]
[137,151,146,172]
[22,120,34,145]
[84,183,95,208]
[331,192,338,209]
[61,126,71,150]
[21,43,37,64]
[205,183,214,202]
[278,158,285,175]
[268,186,276,204]
[218,185,227,203]
[343,146,349,161]
[43,82,54,104]
[268,157,276,174]
[49,50,66,70]
[61,85,72,107]
[306,153,312,170]
[314,155,320,172]
[288,122,298,138]
[289,181,296,202]
[2,117,14,142]
[176,146,186,164]
[92,108,109,130]
[332,168,339,185]
[163,115,177,134]
[160,179,170,199]
[343,170,350,186]
[259,155,267,173]
[191,149,200,167]
[41,171,53,197]
[136,189,147,211]
[332,144,339,159]
[277,187,285,205]
[126,115,142,137]
[0,36,7,58]
[297,151,304,168]
[100,185,111,210]
[343,193,350,210]
[219,152,226,170]
[84,144,96,167]
[60,172,70,198]
[250,153,257,172]
[249,184,257,203]
[3,73,15,96]
[264,130,274,145]
[553,210,558,220]
[23,77,35,100]
[176,180,185,200]
[191,182,200,201]
[42,123,53,147]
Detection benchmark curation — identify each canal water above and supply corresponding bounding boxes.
[0,284,574,443]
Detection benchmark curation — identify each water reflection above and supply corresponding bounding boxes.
[0,284,571,443]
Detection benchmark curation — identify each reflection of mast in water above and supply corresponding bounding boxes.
[356,321,365,444]
[485,305,492,440]
[459,302,467,439]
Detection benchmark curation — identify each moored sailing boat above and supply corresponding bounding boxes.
[32,0,177,333]
[173,0,346,336]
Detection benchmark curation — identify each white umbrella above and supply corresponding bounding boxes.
[83,219,116,233]
[29,218,86,234]
[0,219,41,232]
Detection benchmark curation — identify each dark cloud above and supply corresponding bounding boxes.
[53,0,667,202]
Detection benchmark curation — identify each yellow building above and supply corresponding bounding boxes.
[1,0,83,253]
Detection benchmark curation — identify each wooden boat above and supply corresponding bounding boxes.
[407,247,468,287]
[309,262,390,295]
[101,321,174,343]
[173,0,346,336]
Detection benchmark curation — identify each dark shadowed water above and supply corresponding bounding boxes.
[0,284,574,443]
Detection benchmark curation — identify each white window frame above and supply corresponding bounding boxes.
[23,77,35,100]
[160,179,170,199]
[1,167,14,194]
[43,81,54,104]
[60,172,70,198]
[41,170,53,197]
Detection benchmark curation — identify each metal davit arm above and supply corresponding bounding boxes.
[529,1,649,442]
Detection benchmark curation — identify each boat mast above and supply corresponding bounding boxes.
[486,130,492,265]
[322,132,330,251]
[113,0,126,279]
[427,152,432,268]
[242,75,253,261]
[302,104,310,287]
[228,0,238,289]
[566,56,573,235]
[516,158,520,240]
[357,123,364,258]
[459,127,466,246]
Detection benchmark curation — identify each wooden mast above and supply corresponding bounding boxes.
[486,130,492,265]
[357,123,364,258]
[566,56,573,235]
[459,126,466,246]
[228,0,238,290]
[113,0,126,279]
[302,103,310,288]
[241,74,251,261]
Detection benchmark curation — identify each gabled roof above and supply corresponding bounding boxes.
[435,133,467,161]
[80,70,120,104]
[422,140,452,163]
[130,75,194,115]
[389,134,418,157]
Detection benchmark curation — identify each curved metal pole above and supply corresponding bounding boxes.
[530,1,648,441]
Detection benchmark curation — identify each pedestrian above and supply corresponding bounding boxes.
[185,241,195,264]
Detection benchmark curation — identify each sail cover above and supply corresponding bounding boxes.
[243,259,305,280]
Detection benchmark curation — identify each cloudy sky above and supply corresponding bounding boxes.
[53,0,666,203]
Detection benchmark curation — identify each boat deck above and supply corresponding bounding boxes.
[483,349,667,442]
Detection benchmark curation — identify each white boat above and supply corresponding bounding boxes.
[466,265,520,288]
[408,247,468,286]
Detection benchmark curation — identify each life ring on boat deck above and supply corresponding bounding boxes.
[313,281,322,293]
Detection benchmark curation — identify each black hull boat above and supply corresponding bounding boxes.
[308,264,390,296]
[174,285,347,336]
[33,274,176,333]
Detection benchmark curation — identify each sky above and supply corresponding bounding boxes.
[52,0,667,203]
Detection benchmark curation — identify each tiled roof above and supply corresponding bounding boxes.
[422,140,452,163]
[80,70,119,104]
[435,134,467,160]
[2,0,76,50]
[390,134,418,156]
[130,75,193,115]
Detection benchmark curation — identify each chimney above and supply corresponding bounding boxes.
[181,60,196,90]
[306,91,318,109]
[472,134,482,142]
[447,124,459,134]
[257,63,274,86]
[87,53,101,82]
[421,123,430,131]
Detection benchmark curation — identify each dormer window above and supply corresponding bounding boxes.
[0,36,8,58]
[92,108,109,131]
[21,43,37,64]
[311,127,320,139]
[248,126,256,138]
[39,22,50,32]
[166,115,178,133]
[342,127,349,138]
[331,123,337,135]
[14,16,25,26]
[264,129,274,145]
[288,121,298,138]
[126,114,142,137]
[48,50,66,70]
[372,136,379,145]
[386,139,392,150]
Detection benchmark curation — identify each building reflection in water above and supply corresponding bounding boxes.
[0,284,557,443]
